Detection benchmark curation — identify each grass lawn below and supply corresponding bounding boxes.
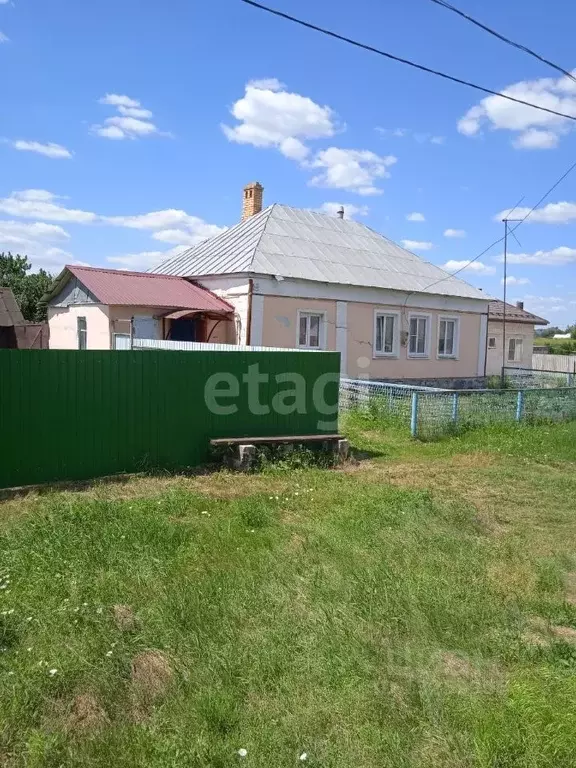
[2,418,576,766]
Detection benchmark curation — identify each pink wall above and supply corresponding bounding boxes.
[261,296,337,349]
[48,305,111,350]
[261,295,484,378]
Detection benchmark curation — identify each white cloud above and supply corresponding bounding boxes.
[310,148,396,195]
[406,212,425,222]
[498,246,576,265]
[512,128,559,150]
[93,94,167,140]
[320,202,369,219]
[518,294,567,314]
[222,79,336,161]
[496,201,576,224]
[401,239,434,252]
[444,228,466,238]
[0,31,9,44]
[376,127,445,145]
[104,209,225,241]
[457,70,576,149]
[502,275,530,285]
[107,246,185,272]
[0,220,78,275]
[0,190,97,223]
[443,259,495,274]
[12,140,73,159]
[99,94,141,108]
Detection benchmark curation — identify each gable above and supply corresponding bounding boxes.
[50,276,99,307]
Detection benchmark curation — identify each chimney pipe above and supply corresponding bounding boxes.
[337,206,344,219]
[242,182,264,220]
[516,301,524,310]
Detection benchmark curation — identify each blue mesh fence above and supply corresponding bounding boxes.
[340,374,576,440]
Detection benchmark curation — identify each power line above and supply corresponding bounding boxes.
[241,0,576,124]
[414,158,576,298]
[427,0,576,84]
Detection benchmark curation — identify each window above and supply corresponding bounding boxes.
[77,316,87,350]
[508,337,523,362]
[488,337,496,349]
[374,313,397,356]
[298,312,324,348]
[438,317,458,358]
[408,315,429,356]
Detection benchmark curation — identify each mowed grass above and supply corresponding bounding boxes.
[1,420,576,766]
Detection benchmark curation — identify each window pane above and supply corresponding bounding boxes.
[77,317,87,351]
[409,318,418,353]
[384,316,394,353]
[489,337,496,348]
[309,315,320,347]
[444,320,455,355]
[508,338,515,361]
[299,316,308,346]
[375,316,383,352]
[438,320,446,355]
[417,318,426,354]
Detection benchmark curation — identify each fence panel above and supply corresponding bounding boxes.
[532,354,576,373]
[0,350,340,489]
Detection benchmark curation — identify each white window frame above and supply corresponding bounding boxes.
[373,310,399,358]
[296,310,327,350]
[407,313,431,358]
[508,337,523,362]
[437,315,459,359]
[77,316,87,350]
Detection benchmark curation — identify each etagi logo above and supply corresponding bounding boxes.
[204,364,340,431]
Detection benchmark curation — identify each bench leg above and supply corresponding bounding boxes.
[232,444,256,471]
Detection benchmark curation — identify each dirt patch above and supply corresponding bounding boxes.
[522,615,551,647]
[65,693,109,734]
[565,572,576,605]
[437,651,503,692]
[130,650,173,720]
[113,604,138,632]
[287,532,306,552]
[551,625,576,643]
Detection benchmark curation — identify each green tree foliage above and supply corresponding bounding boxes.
[0,252,54,322]
[538,326,564,338]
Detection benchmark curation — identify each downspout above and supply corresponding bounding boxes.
[245,278,254,345]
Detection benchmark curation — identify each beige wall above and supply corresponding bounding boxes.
[261,296,337,349]
[48,304,111,350]
[260,294,485,379]
[198,276,248,344]
[486,320,534,375]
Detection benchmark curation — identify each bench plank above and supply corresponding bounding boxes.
[210,434,344,447]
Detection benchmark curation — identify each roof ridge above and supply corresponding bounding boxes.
[67,265,184,281]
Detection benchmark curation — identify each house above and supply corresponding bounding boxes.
[0,287,25,348]
[486,300,548,375]
[553,333,571,340]
[152,183,490,382]
[45,266,234,350]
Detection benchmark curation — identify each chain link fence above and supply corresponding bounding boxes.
[340,374,576,440]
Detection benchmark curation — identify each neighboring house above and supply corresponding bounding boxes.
[0,287,25,348]
[152,183,490,380]
[553,333,571,340]
[0,287,49,349]
[486,300,548,375]
[45,266,234,350]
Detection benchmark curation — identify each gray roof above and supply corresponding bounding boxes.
[0,287,25,327]
[153,204,486,301]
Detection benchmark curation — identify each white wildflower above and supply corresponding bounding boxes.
[237,748,247,758]
[105,650,113,657]
[299,753,308,761]
[48,668,58,676]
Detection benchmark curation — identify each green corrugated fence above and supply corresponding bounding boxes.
[0,350,340,489]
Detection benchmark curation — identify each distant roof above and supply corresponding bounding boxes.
[488,300,548,325]
[152,204,487,301]
[0,287,25,327]
[46,266,233,313]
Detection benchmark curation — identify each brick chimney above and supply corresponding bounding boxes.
[242,182,264,220]
[516,301,524,310]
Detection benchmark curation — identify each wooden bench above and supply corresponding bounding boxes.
[210,434,349,469]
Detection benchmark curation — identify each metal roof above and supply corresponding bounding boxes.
[0,287,25,327]
[153,204,487,301]
[489,300,548,325]
[46,266,234,312]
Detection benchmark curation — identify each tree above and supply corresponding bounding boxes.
[538,326,563,338]
[0,252,54,322]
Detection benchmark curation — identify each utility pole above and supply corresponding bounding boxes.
[501,217,522,385]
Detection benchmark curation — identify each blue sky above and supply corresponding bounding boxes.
[1,0,575,326]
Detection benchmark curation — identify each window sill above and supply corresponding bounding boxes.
[438,354,458,360]
[407,354,430,359]
[373,353,399,359]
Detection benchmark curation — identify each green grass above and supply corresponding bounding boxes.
[2,421,576,766]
